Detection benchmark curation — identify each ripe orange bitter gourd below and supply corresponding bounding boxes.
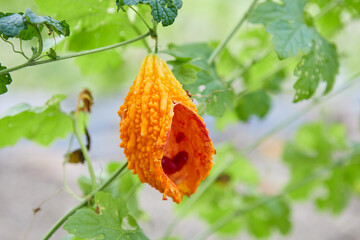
[118,54,216,203]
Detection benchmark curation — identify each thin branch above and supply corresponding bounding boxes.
[0,35,29,59]
[42,162,129,240]
[0,31,151,76]
[207,0,259,65]
[128,6,152,31]
[163,71,360,238]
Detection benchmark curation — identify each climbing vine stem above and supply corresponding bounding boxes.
[0,31,151,76]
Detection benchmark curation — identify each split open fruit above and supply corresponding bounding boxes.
[118,54,216,203]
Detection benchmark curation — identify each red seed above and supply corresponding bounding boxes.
[162,156,177,175]
[174,151,188,171]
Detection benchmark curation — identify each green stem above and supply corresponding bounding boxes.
[72,115,97,191]
[163,71,360,238]
[0,31,151,76]
[152,20,159,54]
[42,162,128,240]
[207,0,259,65]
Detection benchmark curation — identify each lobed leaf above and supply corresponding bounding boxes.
[117,0,183,26]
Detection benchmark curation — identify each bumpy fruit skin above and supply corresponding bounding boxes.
[118,54,215,203]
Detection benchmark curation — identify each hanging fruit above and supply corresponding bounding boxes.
[118,54,216,203]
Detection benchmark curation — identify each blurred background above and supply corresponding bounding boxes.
[1,0,360,239]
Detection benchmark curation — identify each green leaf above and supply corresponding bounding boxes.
[235,90,271,122]
[293,34,339,102]
[18,24,42,40]
[0,9,69,39]
[249,0,313,59]
[64,192,149,240]
[62,235,85,240]
[165,43,235,117]
[267,20,315,59]
[0,64,12,94]
[0,95,73,147]
[149,0,182,26]
[116,0,182,26]
[0,13,25,37]
[170,61,200,85]
[77,175,92,196]
[25,8,70,36]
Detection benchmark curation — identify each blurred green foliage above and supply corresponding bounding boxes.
[0,95,72,147]
[284,123,360,213]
